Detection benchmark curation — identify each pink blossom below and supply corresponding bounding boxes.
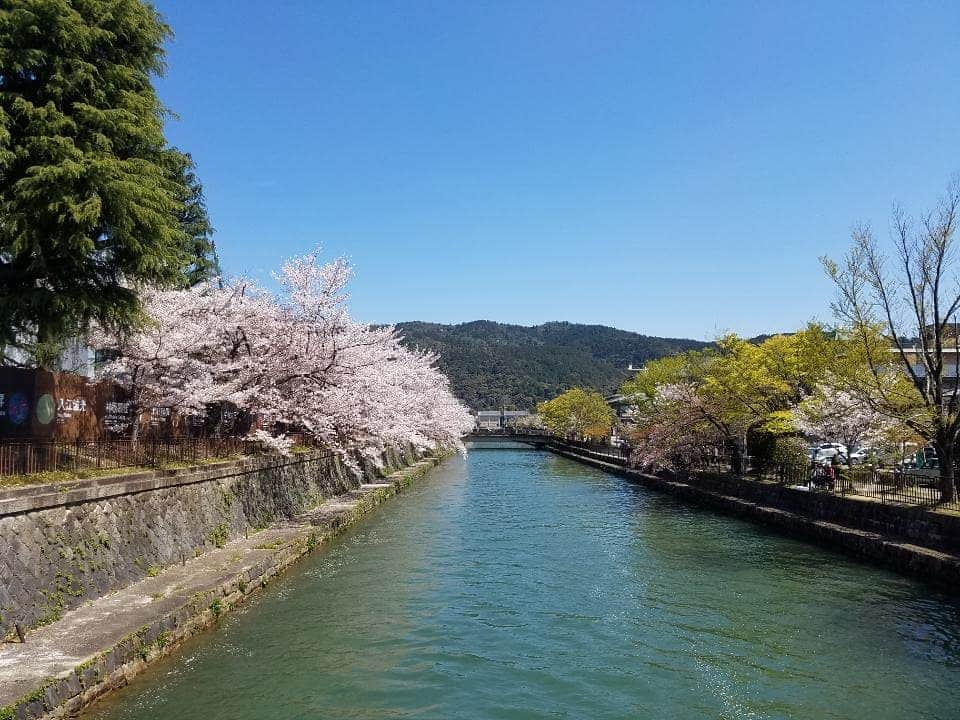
[93,249,474,457]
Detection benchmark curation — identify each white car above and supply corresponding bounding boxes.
[812,443,847,461]
[847,448,870,464]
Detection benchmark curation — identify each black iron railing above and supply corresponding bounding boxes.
[543,434,960,511]
[0,437,255,478]
[782,464,953,508]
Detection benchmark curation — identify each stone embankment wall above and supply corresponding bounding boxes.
[675,469,960,554]
[545,440,960,588]
[0,445,419,639]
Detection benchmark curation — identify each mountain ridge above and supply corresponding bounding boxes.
[395,320,711,410]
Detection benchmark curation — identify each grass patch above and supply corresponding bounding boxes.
[32,602,64,629]
[159,454,245,471]
[0,454,248,490]
[208,523,230,548]
[0,466,150,490]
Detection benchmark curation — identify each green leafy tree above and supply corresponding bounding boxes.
[537,387,614,440]
[0,0,210,365]
[621,325,855,473]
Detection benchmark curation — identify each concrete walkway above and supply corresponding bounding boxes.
[0,479,402,711]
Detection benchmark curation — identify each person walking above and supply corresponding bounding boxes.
[828,453,841,489]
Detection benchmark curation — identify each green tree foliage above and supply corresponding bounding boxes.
[622,325,859,471]
[751,434,808,474]
[397,320,709,409]
[0,0,213,364]
[537,387,614,440]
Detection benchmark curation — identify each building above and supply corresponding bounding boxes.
[1,337,96,378]
[605,393,638,422]
[604,393,640,447]
[899,345,960,394]
[475,410,503,431]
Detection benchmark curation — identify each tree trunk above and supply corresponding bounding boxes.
[729,439,744,475]
[933,440,957,504]
[35,321,58,371]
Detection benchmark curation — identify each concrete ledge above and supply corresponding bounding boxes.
[546,445,960,592]
[0,455,443,720]
[0,453,332,518]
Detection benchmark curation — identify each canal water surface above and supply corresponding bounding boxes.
[85,449,960,720]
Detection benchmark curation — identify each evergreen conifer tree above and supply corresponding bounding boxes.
[0,0,214,365]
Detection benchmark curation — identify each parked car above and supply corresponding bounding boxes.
[847,448,871,465]
[810,443,847,463]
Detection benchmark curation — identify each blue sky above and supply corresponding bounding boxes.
[153,1,959,340]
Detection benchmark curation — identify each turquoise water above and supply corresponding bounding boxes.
[85,450,959,719]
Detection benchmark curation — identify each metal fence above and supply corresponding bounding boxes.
[769,463,956,509]
[491,430,960,511]
[0,437,255,478]
[590,440,960,511]
[552,436,632,461]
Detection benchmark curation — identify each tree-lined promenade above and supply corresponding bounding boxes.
[539,181,960,504]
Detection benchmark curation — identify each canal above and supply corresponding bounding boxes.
[85,449,959,720]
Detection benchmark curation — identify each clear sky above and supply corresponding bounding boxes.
[152,0,959,340]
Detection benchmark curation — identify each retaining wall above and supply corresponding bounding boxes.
[545,441,960,589]
[679,470,960,554]
[0,445,420,639]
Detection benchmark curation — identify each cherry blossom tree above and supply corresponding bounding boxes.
[89,283,240,439]
[627,382,728,472]
[791,378,898,465]
[93,249,474,459]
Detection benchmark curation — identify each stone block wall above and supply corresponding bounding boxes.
[684,471,960,554]
[546,438,960,554]
[548,443,960,587]
[0,445,422,639]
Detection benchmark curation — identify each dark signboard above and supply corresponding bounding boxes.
[0,369,252,440]
[0,368,37,438]
[0,369,99,440]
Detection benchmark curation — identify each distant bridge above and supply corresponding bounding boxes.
[462,432,552,450]
[463,431,632,464]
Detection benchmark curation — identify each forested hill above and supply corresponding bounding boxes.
[395,321,710,410]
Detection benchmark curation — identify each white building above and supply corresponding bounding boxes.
[1,337,96,378]
[475,410,503,431]
[474,409,531,431]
